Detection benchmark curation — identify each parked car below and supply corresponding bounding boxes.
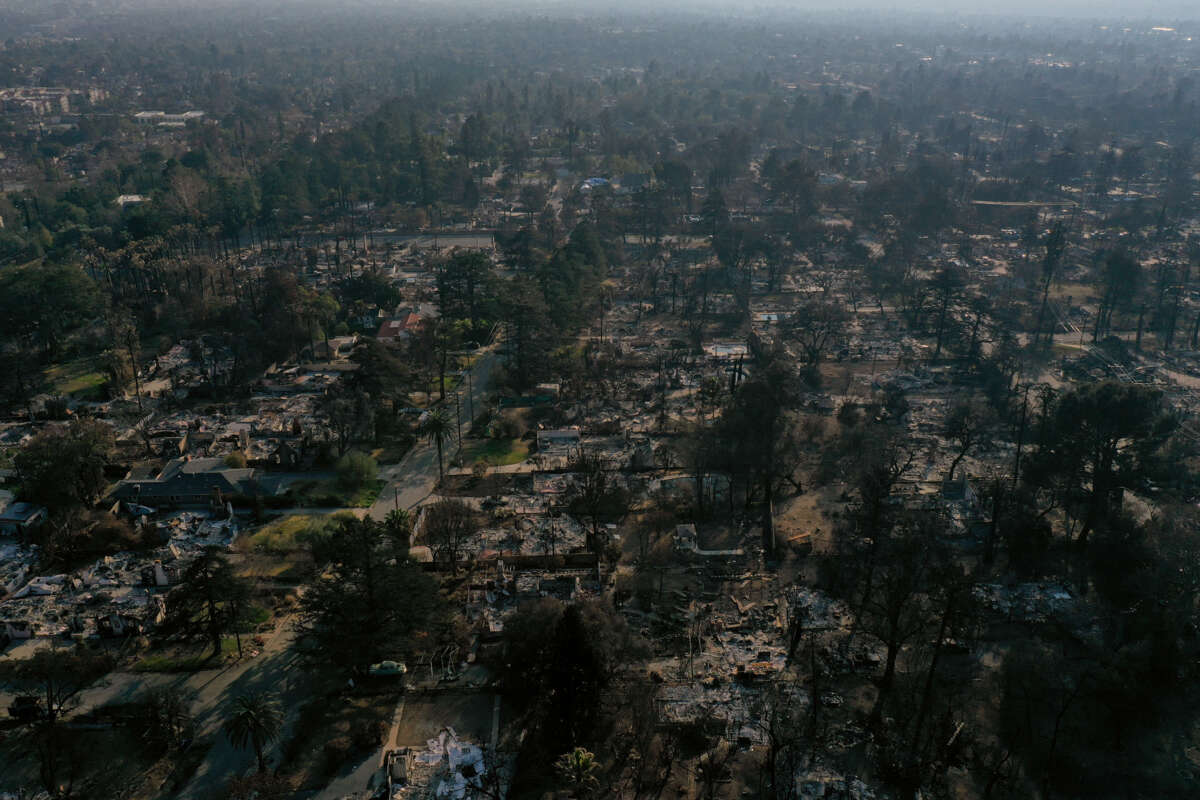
[7,695,45,723]
[368,660,407,677]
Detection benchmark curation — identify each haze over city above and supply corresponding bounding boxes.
[1,1,1199,799]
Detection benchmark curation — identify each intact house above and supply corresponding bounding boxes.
[376,312,428,345]
[111,456,259,509]
[376,305,438,345]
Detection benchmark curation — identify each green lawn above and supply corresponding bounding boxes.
[463,437,529,466]
[245,514,327,553]
[43,357,106,398]
[131,638,240,672]
[345,479,384,507]
[287,479,383,508]
[370,435,415,464]
[235,604,272,633]
[244,512,358,553]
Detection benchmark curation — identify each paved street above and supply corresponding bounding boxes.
[174,620,308,799]
[368,347,500,521]
[0,615,303,800]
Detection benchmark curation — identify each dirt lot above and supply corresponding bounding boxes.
[393,692,502,750]
[278,692,400,791]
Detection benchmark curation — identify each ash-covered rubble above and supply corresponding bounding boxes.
[972,582,1078,624]
[474,513,588,557]
[0,510,237,641]
[392,728,513,800]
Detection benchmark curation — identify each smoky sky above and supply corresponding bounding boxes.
[329,0,1200,22]
[23,0,1200,21]
[593,0,1196,20]
[5,0,1197,38]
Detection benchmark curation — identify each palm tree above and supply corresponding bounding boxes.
[385,507,411,535]
[223,691,283,773]
[385,507,412,553]
[420,408,453,483]
[554,747,600,798]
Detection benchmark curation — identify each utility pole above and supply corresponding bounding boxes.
[467,368,474,424]
[455,391,463,448]
[1012,383,1033,490]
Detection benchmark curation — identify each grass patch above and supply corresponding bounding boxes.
[245,514,331,553]
[463,437,529,467]
[235,604,272,633]
[131,638,240,672]
[272,558,317,584]
[1048,281,1096,302]
[235,553,313,584]
[346,479,384,507]
[287,479,383,508]
[348,479,384,503]
[370,435,416,464]
[44,357,106,398]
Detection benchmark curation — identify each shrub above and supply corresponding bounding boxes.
[336,451,377,492]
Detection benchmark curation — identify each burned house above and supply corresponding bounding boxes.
[140,560,180,588]
[265,440,308,470]
[535,427,581,458]
[3,619,36,641]
[95,612,145,638]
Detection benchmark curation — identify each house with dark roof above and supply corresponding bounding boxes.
[111,457,259,508]
[0,502,46,536]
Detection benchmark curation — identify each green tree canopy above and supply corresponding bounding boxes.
[298,516,440,671]
[223,691,283,773]
[16,419,114,512]
[161,548,249,657]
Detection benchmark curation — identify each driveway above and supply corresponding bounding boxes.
[309,698,406,800]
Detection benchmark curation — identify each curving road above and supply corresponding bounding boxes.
[368,348,500,521]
